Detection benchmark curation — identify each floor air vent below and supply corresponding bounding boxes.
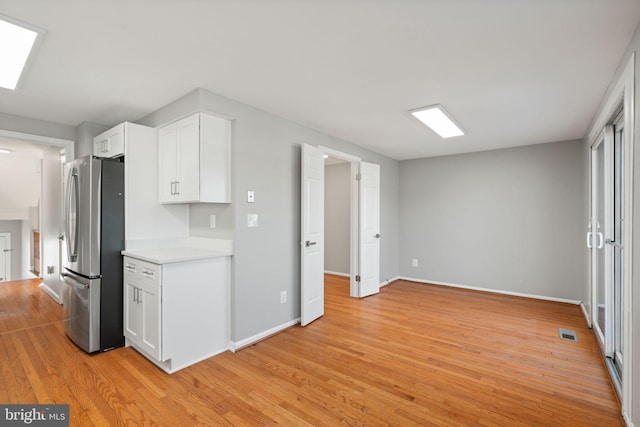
[559,328,578,342]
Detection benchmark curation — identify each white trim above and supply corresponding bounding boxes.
[324,270,350,277]
[0,129,75,158]
[229,319,299,352]
[380,276,401,288]
[318,145,361,162]
[580,302,591,328]
[0,232,11,282]
[40,282,61,304]
[401,277,581,305]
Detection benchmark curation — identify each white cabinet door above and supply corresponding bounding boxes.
[175,114,200,202]
[159,124,179,203]
[140,277,161,360]
[93,124,125,158]
[158,112,231,204]
[123,273,141,340]
[123,257,162,361]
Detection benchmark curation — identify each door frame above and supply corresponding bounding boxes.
[585,53,634,423]
[0,232,11,282]
[0,129,75,303]
[319,146,361,298]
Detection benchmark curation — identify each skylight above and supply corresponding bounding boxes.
[410,104,465,139]
[0,15,44,90]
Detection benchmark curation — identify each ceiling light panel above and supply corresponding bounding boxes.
[411,104,464,139]
[0,15,44,90]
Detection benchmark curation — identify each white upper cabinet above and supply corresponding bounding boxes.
[158,112,231,204]
[93,123,125,158]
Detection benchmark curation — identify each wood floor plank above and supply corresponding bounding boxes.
[0,277,623,426]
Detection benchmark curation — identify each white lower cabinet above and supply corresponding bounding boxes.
[124,260,161,360]
[123,255,230,373]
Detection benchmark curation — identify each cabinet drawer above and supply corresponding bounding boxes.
[123,257,161,287]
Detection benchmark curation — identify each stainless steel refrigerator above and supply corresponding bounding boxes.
[62,155,125,353]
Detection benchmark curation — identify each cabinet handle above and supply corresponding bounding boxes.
[170,181,177,195]
[133,286,138,303]
[138,287,143,304]
[175,181,180,195]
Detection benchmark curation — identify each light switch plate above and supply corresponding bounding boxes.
[210,214,216,228]
[247,190,255,203]
[247,214,258,227]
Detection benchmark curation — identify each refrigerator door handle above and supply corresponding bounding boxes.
[61,273,89,290]
[66,168,80,262]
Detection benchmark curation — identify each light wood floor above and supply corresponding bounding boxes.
[0,276,622,426]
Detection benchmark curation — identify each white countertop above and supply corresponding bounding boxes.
[122,246,233,264]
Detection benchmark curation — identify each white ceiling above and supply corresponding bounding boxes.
[2,0,640,160]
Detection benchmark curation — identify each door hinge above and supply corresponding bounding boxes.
[356,173,361,181]
[356,275,361,282]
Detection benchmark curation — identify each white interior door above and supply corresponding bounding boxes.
[358,162,380,298]
[0,232,11,282]
[301,144,325,326]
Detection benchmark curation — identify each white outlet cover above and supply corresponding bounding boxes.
[247,214,259,227]
[209,214,216,228]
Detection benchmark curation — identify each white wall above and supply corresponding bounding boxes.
[0,156,41,220]
[399,139,586,301]
[40,147,63,301]
[324,162,350,275]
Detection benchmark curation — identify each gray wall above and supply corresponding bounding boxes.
[324,162,351,275]
[75,122,109,158]
[138,88,401,342]
[0,112,75,142]
[399,139,586,301]
[0,220,23,281]
[589,20,640,425]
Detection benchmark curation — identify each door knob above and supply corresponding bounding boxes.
[305,241,317,247]
[374,234,381,238]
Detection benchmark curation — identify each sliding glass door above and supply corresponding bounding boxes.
[590,115,624,386]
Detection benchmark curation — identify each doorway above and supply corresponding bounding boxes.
[0,232,11,282]
[0,129,74,302]
[300,144,381,326]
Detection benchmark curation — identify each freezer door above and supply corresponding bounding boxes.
[62,272,101,353]
[64,156,102,277]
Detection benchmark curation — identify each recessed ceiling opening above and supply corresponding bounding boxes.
[410,104,465,139]
[0,14,45,90]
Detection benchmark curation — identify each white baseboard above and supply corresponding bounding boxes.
[400,277,581,305]
[580,302,592,328]
[40,283,62,304]
[324,270,350,278]
[229,318,300,352]
[380,276,401,288]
